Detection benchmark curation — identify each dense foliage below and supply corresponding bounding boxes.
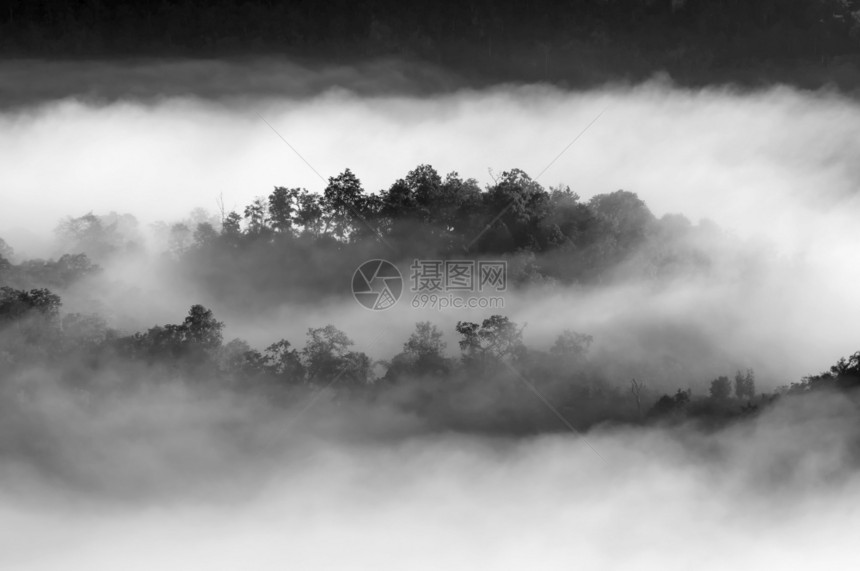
[139,165,722,309]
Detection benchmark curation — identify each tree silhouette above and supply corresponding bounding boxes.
[321,169,369,241]
[709,376,732,400]
[182,305,224,350]
[301,325,370,384]
[55,212,132,260]
[192,222,219,248]
[479,169,549,253]
[243,197,269,236]
[550,330,593,358]
[456,315,526,371]
[650,388,691,418]
[263,339,305,383]
[386,321,449,380]
[118,304,223,363]
[268,187,299,234]
[734,369,756,400]
[0,287,62,323]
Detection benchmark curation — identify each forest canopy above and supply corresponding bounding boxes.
[1,162,857,437]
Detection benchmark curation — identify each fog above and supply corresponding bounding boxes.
[4,61,859,381]
[3,62,859,251]
[1,376,858,570]
[2,59,860,569]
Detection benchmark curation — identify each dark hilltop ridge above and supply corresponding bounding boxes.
[2,0,860,93]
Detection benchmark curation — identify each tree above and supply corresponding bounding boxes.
[338,350,373,386]
[299,325,373,386]
[243,197,269,235]
[479,315,526,360]
[405,321,446,357]
[55,212,129,260]
[182,304,224,350]
[550,329,593,357]
[380,178,419,224]
[321,169,368,240]
[588,190,656,254]
[455,321,482,357]
[403,164,443,218]
[802,351,860,392]
[302,324,355,381]
[120,304,223,363]
[0,287,62,323]
[268,186,300,233]
[168,223,193,256]
[263,339,304,382]
[193,222,219,247]
[222,211,243,238]
[0,287,63,355]
[544,186,589,247]
[383,322,449,382]
[440,171,483,238]
[456,315,526,369]
[650,388,691,418]
[709,375,732,400]
[399,321,449,376]
[378,165,483,250]
[293,189,324,235]
[11,254,100,288]
[218,338,264,379]
[734,369,756,400]
[829,352,860,389]
[479,169,549,252]
[54,253,99,285]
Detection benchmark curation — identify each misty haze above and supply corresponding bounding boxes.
[2,2,860,570]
